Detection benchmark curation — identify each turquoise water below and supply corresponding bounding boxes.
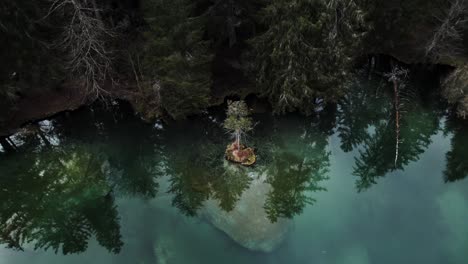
[1,76,468,263]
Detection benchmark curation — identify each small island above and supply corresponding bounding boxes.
[223,100,256,166]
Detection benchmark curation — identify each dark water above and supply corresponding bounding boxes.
[1,76,468,263]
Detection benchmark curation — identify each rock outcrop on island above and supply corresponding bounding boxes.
[225,142,257,166]
[202,172,291,252]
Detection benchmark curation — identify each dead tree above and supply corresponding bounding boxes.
[46,0,115,99]
[425,0,468,62]
[384,66,409,167]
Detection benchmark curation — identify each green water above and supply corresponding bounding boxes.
[1,76,468,263]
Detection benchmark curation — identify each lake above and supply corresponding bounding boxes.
[1,75,467,264]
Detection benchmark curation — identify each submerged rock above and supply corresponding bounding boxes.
[202,173,291,252]
[154,235,176,264]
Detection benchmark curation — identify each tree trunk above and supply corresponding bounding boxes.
[393,78,400,167]
[235,130,240,150]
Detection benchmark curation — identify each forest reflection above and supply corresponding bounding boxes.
[0,104,160,255]
[163,116,252,215]
[263,115,331,222]
[163,112,331,221]
[0,141,122,255]
[337,77,443,191]
[0,75,467,255]
[443,118,468,183]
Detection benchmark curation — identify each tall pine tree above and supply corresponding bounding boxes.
[139,0,213,119]
[248,0,367,114]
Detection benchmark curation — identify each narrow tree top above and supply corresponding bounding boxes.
[226,100,250,117]
[224,100,253,133]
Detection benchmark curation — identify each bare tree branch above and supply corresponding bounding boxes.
[442,64,468,118]
[425,0,468,62]
[46,0,115,99]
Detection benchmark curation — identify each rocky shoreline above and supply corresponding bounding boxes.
[0,83,88,137]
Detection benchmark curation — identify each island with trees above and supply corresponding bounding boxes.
[223,100,256,166]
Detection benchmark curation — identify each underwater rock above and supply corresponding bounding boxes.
[202,173,291,252]
[154,235,176,264]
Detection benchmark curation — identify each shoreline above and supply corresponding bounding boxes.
[0,82,89,137]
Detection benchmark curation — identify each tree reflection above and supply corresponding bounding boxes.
[164,117,252,216]
[0,143,122,254]
[52,103,163,198]
[0,102,165,254]
[341,79,441,191]
[337,79,389,152]
[163,113,332,221]
[263,115,331,222]
[443,119,468,182]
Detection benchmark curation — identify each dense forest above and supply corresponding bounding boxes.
[2,0,468,131]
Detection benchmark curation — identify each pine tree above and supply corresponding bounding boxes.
[263,115,330,222]
[0,143,123,254]
[203,0,262,47]
[352,98,440,191]
[442,64,468,118]
[139,0,213,119]
[223,100,253,150]
[248,0,367,114]
[443,119,468,182]
[0,1,63,111]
